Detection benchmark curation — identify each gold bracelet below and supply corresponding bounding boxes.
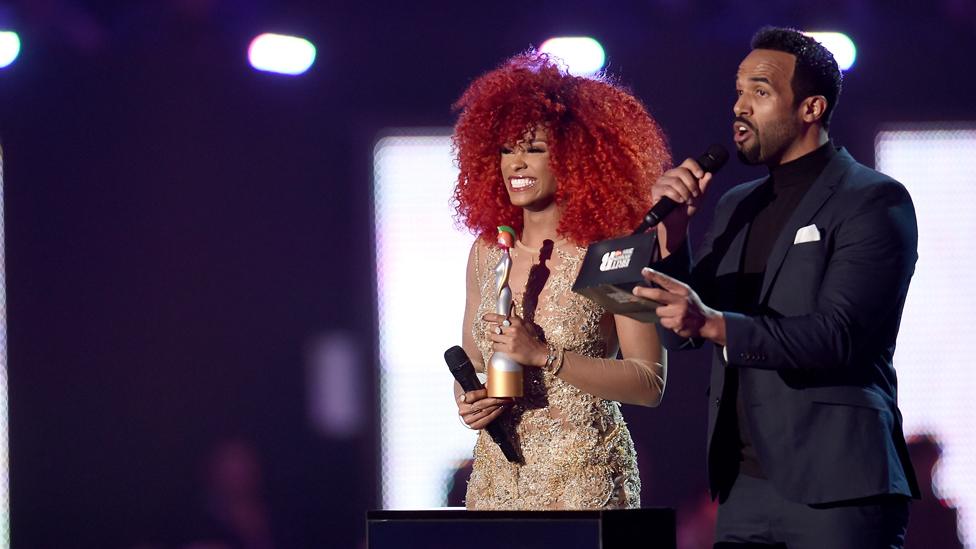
[543,345,565,376]
[552,347,565,376]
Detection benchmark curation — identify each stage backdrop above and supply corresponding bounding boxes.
[878,124,976,548]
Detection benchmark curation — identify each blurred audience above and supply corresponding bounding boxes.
[677,493,718,549]
[446,459,474,508]
[904,433,962,549]
[182,437,277,549]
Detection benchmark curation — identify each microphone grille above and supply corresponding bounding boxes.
[444,345,469,368]
[700,144,729,173]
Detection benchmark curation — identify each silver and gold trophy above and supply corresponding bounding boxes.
[486,225,523,397]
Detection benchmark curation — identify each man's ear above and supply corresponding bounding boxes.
[801,95,828,123]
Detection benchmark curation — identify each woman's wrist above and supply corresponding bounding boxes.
[530,346,550,367]
[539,345,565,375]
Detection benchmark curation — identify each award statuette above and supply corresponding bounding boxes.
[486,226,523,398]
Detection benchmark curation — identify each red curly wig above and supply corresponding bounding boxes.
[452,52,671,245]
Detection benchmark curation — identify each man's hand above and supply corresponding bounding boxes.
[651,158,714,257]
[633,268,727,345]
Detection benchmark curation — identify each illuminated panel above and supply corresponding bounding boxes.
[374,132,478,508]
[877,125,976,548]
[0,145,8,546]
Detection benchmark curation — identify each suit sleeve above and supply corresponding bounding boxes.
[724,180,918,370]
[652,192,735,352]
[652,237,702,351]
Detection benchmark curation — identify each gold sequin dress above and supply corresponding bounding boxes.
[465,240,641,510]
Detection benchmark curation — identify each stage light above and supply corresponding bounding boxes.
[306,332,366,438]
[247,33,316,75]
[803,31,856,71]
[539,36,605,77]
[0,31,20,69]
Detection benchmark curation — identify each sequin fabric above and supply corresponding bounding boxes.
[465,241,641,510]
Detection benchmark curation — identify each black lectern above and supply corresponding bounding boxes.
[367,508,675,549]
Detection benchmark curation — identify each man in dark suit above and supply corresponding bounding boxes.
[633,27,920,548]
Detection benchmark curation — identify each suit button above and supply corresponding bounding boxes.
[714,398,721,407]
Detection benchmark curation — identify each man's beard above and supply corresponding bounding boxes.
[736,140,762,165]
[736,120,795,166]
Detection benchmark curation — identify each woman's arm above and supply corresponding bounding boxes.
[460,239,486,376]
[485,311,667,407]
[557,314,666,406]
[456,239,511,429]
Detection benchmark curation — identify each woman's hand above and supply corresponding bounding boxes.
[483,311,549,367]
[457,389,512,430]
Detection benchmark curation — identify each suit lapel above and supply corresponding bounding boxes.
[700,178,767,272]
[758,148,856,302]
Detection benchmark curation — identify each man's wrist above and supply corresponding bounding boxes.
[700,309,727,346]
[657,223,688,259]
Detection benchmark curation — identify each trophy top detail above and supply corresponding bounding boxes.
[497,226,516,249]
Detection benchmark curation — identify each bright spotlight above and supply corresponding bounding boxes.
[0,31,21,69]
[804,31,856,71]
[539,36,605,77]
[248,33,316,76]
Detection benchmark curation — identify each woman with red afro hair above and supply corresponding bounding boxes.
[452,52,671,510]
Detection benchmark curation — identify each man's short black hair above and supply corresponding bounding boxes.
[751,26,843,129]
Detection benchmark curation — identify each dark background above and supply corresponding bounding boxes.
[1,1,973,547]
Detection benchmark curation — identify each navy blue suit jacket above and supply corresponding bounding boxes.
[657,148,921,504]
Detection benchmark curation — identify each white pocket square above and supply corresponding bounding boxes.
[793,224,821,244]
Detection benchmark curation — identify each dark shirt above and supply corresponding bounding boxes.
[732,141,836,477]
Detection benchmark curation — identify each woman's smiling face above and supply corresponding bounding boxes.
[499,127,557,211]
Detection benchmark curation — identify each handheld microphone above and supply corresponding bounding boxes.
[444,345,522,464]
[633,144,729,234]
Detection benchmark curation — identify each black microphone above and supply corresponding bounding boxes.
[444,345,522,464]
[633,144,729,234]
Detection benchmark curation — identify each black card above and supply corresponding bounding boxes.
[572,232,663,323]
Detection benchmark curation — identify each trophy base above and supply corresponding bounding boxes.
[486,366,523,398]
